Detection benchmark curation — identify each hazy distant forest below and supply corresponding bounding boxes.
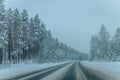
[0,0,88,64]
[90,25,120,61]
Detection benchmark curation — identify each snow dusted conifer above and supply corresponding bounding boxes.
[34,14,47,43]
[34,14,41,58]
[21,9,29,61]
[6,8,14,64]
[29,18,36,59]
[0,0,86,63]
[90,35,99,61]
[38,22,47,59]
[0,0,8,64]
[98,25,110,61]
[13,9,22,63]
[34,15,47,62]
[111,28,120,61]
[0,0,4,19]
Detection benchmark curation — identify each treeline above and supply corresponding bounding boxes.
[0,0,86,64]
[90,25,120,61]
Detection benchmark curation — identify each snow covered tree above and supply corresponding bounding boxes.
[34,14,42,57]
[6,8,14,64]
[0,0,5,21]
[0,0,86,64]
[90,35,99,61]
[40,30,52,62]
[29,18,37,59]
[32,15,42,62]
[13,9,22,63]
[98,25,110,61]
[21,9,29,61]
[37,22,47,61]
[0,0,7,64]
[110,28,120,61]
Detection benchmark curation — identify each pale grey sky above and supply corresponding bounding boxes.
[5,0,120,53]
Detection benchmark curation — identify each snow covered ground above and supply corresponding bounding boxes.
[0,62,69,80]
[82,61,120,80]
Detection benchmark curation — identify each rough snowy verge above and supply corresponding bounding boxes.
[0,62,70,80]
[82,61,120,80]
[41,63,74,80]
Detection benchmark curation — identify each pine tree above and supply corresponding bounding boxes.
[111,28,120,61]
[0,0,7,64]
[6,8,14,64]
[90,35,99,60]
[13,9,22,63]
[21,9,29,61]
[38,22,47,61]
[29,18,36,59]
[34,14,41,57]
[98,25,110,61]
[0,0,86,63]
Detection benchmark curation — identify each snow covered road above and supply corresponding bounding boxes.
[0,62,70,80]
[18,62,115,80]
[41,62,114,80]
[61,62,112,80]
[0,61,119,80]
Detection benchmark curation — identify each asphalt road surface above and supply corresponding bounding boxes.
[7,62,113,80]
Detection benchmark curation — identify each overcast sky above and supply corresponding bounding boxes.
[5,0,120,53]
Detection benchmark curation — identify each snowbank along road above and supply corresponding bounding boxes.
[2,62,114,80]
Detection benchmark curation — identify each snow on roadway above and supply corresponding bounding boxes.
[82,61,120,80]
[41,63,73,80]
[0,61,70,80]
[75,63,87,80]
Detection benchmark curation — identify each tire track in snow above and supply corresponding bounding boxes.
[75,62,87,80]
[41,63,74,80]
